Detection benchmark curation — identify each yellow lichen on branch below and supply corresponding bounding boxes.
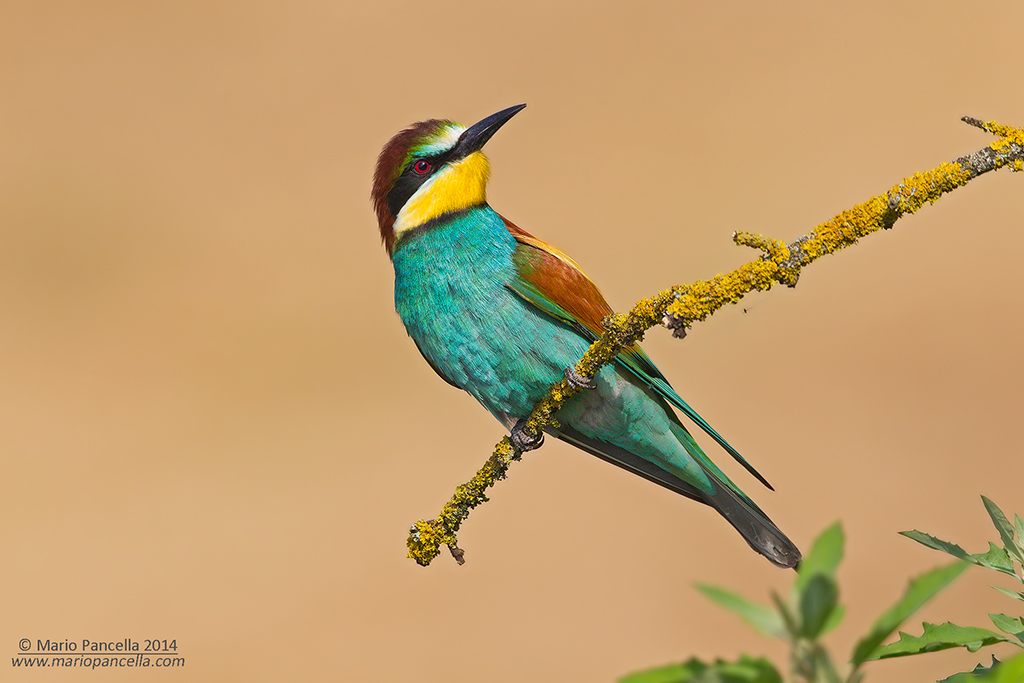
[662,117,1022,334]
[406,117,1024,567]
[661,161,974,330]
[407,439,519,565]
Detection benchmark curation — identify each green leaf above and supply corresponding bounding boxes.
[937,655,1001,682]
[983,497,1024,565]
[902,528,1019,578]
[789,523,844,642]
[793,522,844,597]
[851,561,969,666]
[982,651,1024,682]
[820,604,846,636]
[620,659,705,683]
[992,586,1024,602]
[695,584,786,638]
[771,590,800,640]
[939,653,1024,683]
[971,543,1018,577]
[939,669,987,683]
[988,613,1024,644]
[868,622,1013,660]
[799,574,839,640]
[619,656,783,683]
[1015,514,1024,550]
[900,530,969,560]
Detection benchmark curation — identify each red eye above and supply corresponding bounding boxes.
[413,160,431,175]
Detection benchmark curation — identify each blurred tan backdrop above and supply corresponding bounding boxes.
[2,2,1023,681]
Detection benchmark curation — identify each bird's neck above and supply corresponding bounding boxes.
[392,205,514,272]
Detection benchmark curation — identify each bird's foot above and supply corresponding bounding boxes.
[564,365,596,391]
[510,419,544,452]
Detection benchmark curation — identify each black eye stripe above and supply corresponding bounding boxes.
[387,156,436,218]
[386,148,458,219]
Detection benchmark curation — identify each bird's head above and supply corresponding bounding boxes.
[372,104,526,255]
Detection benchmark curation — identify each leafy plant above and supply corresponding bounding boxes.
[620,497,1024,683]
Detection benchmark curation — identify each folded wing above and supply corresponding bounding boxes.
[501,215,772,490]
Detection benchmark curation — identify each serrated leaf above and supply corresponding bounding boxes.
[983,497,1024,565]
[988,613,1024,644]
[619,656,783,683]
[992,586,1024,602]
[981,651,1024,682]
[939,669,989,683]
[794,522,844,597]
[1015,515,1024,549]
[937,655,1001,682]
[799,574,839,640]
[971,543,1018,577]
[900,530,969,559]
[695,584,786,638]
[939,653,1024,683]
[902,529,1020,578]
[868,622,1012,660]
[851,561,969,666]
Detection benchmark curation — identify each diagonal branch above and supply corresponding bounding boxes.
[407,117,1024,567]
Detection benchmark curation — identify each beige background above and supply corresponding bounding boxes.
[2,2,1023,681]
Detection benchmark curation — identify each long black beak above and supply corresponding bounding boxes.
[453,104,526,159]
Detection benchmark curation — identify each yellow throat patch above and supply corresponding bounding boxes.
[393,151,490,234]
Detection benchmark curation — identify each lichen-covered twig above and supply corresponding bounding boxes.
[407,117,1024,567]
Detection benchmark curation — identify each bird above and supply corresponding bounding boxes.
[372,104,801,568]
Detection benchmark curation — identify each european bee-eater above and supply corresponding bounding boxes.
[372,104,801,568]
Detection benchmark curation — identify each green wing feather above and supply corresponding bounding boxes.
[502,216,773,490]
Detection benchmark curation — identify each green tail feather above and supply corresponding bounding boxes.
[550,422,801,568]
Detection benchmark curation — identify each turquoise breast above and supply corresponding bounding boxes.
[392,207,590,420]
